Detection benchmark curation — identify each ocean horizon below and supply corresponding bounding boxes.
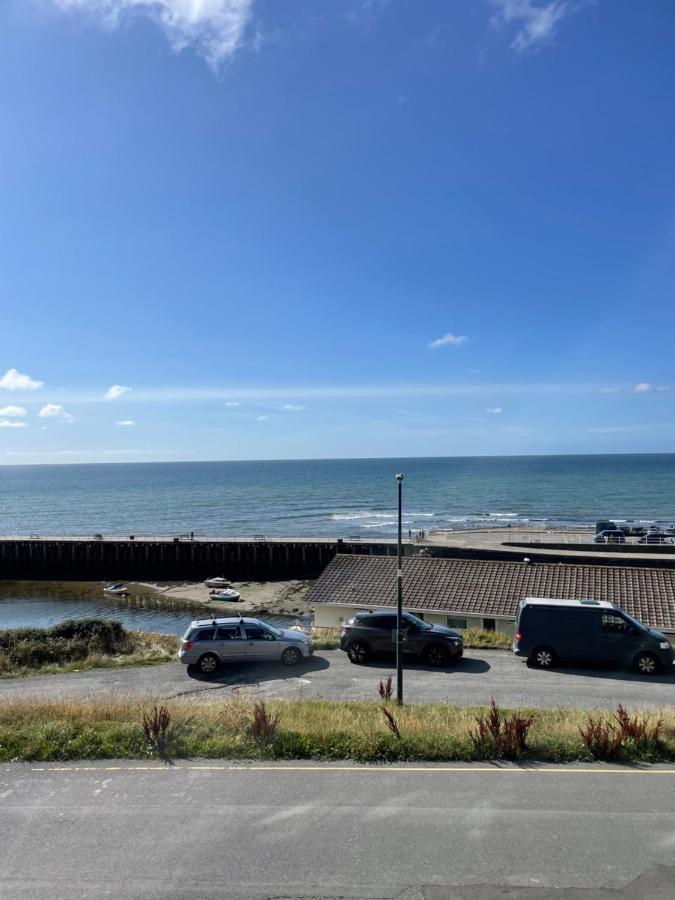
[1,453,675,538]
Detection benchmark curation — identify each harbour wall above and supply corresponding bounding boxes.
[2,537,675,582]
[0,538,405,582]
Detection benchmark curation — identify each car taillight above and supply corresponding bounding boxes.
[515,632,523,642]
[182,641,193,650]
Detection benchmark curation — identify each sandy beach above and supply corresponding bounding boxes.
[132,579,314,618]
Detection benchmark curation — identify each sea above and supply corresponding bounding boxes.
[1,454,675,538]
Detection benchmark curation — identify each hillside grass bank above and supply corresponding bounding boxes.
[1,696,672,764]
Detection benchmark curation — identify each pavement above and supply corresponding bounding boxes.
[1,649,674,709]
[1,761,674,899]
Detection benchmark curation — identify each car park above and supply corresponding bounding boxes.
[178,616,313,674]
[339,610,464,666]
[512,597,673,675]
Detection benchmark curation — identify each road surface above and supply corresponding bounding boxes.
[1,649,674,709]
[1,761,674,898]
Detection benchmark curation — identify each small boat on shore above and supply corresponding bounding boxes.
[209,588,241,602]
[205,576,231,589]
[104,582,128,595]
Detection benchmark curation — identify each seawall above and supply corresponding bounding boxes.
[3,535,675,583]
[0,538,404,582]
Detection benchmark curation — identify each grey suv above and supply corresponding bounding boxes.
[339,610,463,667]
[178,616,313,674]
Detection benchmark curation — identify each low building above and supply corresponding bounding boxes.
[306,553,675,635]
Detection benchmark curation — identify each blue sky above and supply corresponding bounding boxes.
[1,0,675,463]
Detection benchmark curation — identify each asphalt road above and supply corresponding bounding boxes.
[1,649,674,709]
[1,761,674,899]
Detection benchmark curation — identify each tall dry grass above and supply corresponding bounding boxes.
[1,696,673,763]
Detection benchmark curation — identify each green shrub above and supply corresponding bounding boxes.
[0,619,132,671]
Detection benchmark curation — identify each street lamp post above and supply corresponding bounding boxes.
[395,473,404,705]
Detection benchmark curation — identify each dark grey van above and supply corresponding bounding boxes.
[512,598,673,675]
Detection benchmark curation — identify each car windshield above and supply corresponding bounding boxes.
[621,611,646,632]
[403,612,432,631]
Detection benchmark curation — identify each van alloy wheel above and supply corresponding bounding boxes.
[347,641,370,664]
[531,646,555,669]
[634,652,659,675]
[198,653,219,674]
[281,647,301,666]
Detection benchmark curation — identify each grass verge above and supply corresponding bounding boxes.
[312,627,512,651]
[0,620,178,679]
[1,697,672,763]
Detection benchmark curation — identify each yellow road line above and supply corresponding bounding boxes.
[11,764,675,774]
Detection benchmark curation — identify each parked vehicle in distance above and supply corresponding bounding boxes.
[638,533,674,545]
[595,520,617,533]
[178,616,313,674]
[592,529,626,544]
[616,524,646,537]
[512,597,673,675]
[339,610,463,667]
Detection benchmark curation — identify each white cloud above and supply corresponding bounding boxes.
[0,368,43,391]
[224,401,241,407]
[280,404,306,412]
[428,333,468,350]
[486,407,503,415]
[116,419,136,426]
[491,0,572,53]
[104,384,132,401]
[49,0,254,70]
[0,405,27,417]
[38,403,75,422]
[599,383,671,395]
[0,419,27,428]
[256,415,269,421]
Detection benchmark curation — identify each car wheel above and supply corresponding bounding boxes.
[634,652,660,676]
[423,644,449,667]
[346,640,370,664]
[197,653,219,675]
[530,646,556,669]
[281,646,302,666]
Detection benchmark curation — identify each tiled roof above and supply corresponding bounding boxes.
[305,554,675,631]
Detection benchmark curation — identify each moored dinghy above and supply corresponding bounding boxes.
[205,576,231,589]
[209,588,241,602]
[103,582,128,595]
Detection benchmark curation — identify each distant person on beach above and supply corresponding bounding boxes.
[408,529,412,540]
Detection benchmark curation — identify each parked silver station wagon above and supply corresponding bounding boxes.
[178,616,313,674]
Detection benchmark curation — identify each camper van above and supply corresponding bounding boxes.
[512,597,673,675]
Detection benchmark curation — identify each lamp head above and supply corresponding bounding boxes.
[395,473,405,482]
